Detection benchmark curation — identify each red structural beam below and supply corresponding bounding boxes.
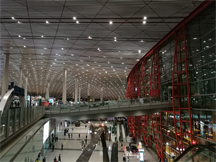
[127,0,212,80]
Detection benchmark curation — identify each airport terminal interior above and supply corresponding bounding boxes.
[0,0,215,162]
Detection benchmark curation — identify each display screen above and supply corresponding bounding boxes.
[49,99,53,103]
[43,121,50,143]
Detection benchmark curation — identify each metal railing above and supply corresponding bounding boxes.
[44,98,171,115]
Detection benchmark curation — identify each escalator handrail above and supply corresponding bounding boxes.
[174,144,216,162]
[0,88,14,114]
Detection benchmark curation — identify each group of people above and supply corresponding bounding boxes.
[81,135,88,149]
[53,154,61,162]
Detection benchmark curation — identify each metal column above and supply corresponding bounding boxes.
[172,25,192,154]
[151,113,163,161]
[150,49,160,97]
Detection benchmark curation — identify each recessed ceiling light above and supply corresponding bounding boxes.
[138,50,141,53]
[140,40,144,42]
[18,35,21,37]
[61,48,64,50]
[24,46,26,48]
[73,17,76,20]
[193,37,197,40]
[143,21,146,24]
[88,36,92,39]
[41,53,43,55]
[41,35,44,38]
[46,21,49,24]
[143,16,147,20]
[67,38,69,40]
[71,54,74,56]
[109,21,113,24]
[76,21,79,24]
[122,63,124,64]
[44,48,47,49]
[114,39,117,42]
[114,37,117,40]
[23,37,26,39]
[12,17,15,20]
[18,21,21,24]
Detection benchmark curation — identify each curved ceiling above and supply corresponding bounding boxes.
[0,0,204,99]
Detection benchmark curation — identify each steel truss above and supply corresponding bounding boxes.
[150,49,160,97]
[127,116,135,137]
[141,115,149,146]
[151,113,163,161]
[172,25,193,154]
[140,59,147,97]
[134,66,140,98]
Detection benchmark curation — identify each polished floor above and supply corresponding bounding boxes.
[45,122,157,162]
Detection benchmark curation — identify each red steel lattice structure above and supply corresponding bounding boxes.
[141,115,149,146]
[127,116,135,137]
[172,25,193,154]
[149,49,160,97]
[151,113,163,161]
[126,74,134,99]
[134,66,140,98]
[140,59,147,97]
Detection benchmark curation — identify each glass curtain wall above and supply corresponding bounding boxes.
[126,1,215,162]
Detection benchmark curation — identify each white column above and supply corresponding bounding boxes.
[79,87,81,102]
[1,53,9,98]
[74,77,78,104]
[45,81,50,100]
[25,77,28,100]
[100,88,103,102]
[87,83,90,96]
[18,68,23,87]
[72,92,75,100]
[62,69,67,104]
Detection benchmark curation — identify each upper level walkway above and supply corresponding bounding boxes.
[44,100,172,120]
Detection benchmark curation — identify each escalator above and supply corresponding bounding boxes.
[174,144,216,162]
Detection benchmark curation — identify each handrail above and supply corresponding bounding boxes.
[173,144,216,162]
[0,119,49,162]
[76,128,104,162]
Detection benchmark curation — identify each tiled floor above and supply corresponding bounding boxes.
[45,122,157,162]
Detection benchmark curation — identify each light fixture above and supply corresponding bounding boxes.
[41,35,44,38]
[143,21,146,24]
[88,36,92,39]
[109,21,113,24]
[140,40,144,42]
[67,38,69,40]
[24,46,26,48]
[46,21,49,24]
[18,21,21,24]
[114,39,117,42]
[138,50,141,53]
[61,48,64,50]
[76,21,79,24]
[73,17,76,20]
[71,54,74,56]
[23,37,26,39]
[143,16,147,20]
[18,35,21,37]
[12,17,15,20]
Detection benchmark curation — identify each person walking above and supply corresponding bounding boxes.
[71,133,73,138]
[58,154,61,162]
[42,157,46,162]
[61,143,63,151]
[54,157,57,162]
[78,133,80,139]
[86,135,87,139]
[52,144,54,152]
